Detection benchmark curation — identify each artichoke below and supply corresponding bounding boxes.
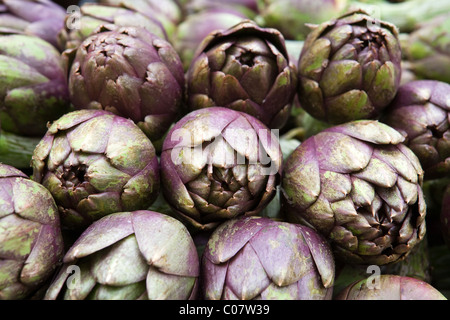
[98,0,183,40]
[0,164,64,300]
[401,14,450,83]
[201,216,335,300]
[297,10,402,124]
[281,120,427,265]
[160,107,283,232]
[382,80,450,180]
[186,20,298,130]
[31,110,160,231]
[0,34,70,137]
[0,0,66,50]
[335,275,447,300]
[58,3,168,51]
[44,210,200,300]
[68,25,185,142]
[256,0,348,40]
[172,7,248,71]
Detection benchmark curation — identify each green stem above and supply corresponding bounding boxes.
[0,131,41,169]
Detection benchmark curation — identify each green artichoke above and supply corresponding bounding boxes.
[297,10,402,124]
[44,210,200,300]
[161,107,283,232]
[0,34,70,137]
[256,0,348,40]
[281,120,427,265]
[31,110,160,231]
[68,25,185,142]
[335,275,447,300]
[0,164,64,300]
[401,14,450,83]
[186,20,298,130]
[58,3,168,51]
[382,80,450,180]
[0,0,66,50]
[201,216,335,300]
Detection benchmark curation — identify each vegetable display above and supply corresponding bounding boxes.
[0,0,448,302]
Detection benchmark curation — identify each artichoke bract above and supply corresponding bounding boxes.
[58,3,168,51]
[186,20,298,130]
[160,107,283,232]
[31,110,160,231]
[201,216,335,300]
[44,210,200,300]
[0,164,64,300]
[382,80,450,180]
[297,10,402,124]
[0,34,70,137]
[0,0,66,50]
[68,25,185,142]
[335,275,447,300]
[281,120,427,265]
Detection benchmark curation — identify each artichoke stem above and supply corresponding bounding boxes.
[0,131,41,169]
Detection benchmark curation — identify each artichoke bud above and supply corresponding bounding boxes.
[281,120,427,265]
[187,20,298,130]
[44,210,200,300]
[31,110,160,231]
[0,164,64,300]
[161,107,283,232]
[201,216,335,300]
[67,25,185,142]
[382,80,450,180]
[297,10,402,124]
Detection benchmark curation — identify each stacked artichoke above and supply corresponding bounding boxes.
[0,0,449,302]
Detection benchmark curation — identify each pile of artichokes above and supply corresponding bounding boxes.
[0,0,449,301]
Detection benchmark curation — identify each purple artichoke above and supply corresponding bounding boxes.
[382,80,450,180]
[68,25,185,141]
[0,34,70,137]
[0,0,66,50]
[186,20,298,130]
[335,275,447,300]
[31,110,160,231]
[160,107,283,232]
[0,164,64,300]
[201,216,335,300]
[44,210,200,300]
[281,120,427,265]
[297,10,402,124]
[58,3,168,51]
